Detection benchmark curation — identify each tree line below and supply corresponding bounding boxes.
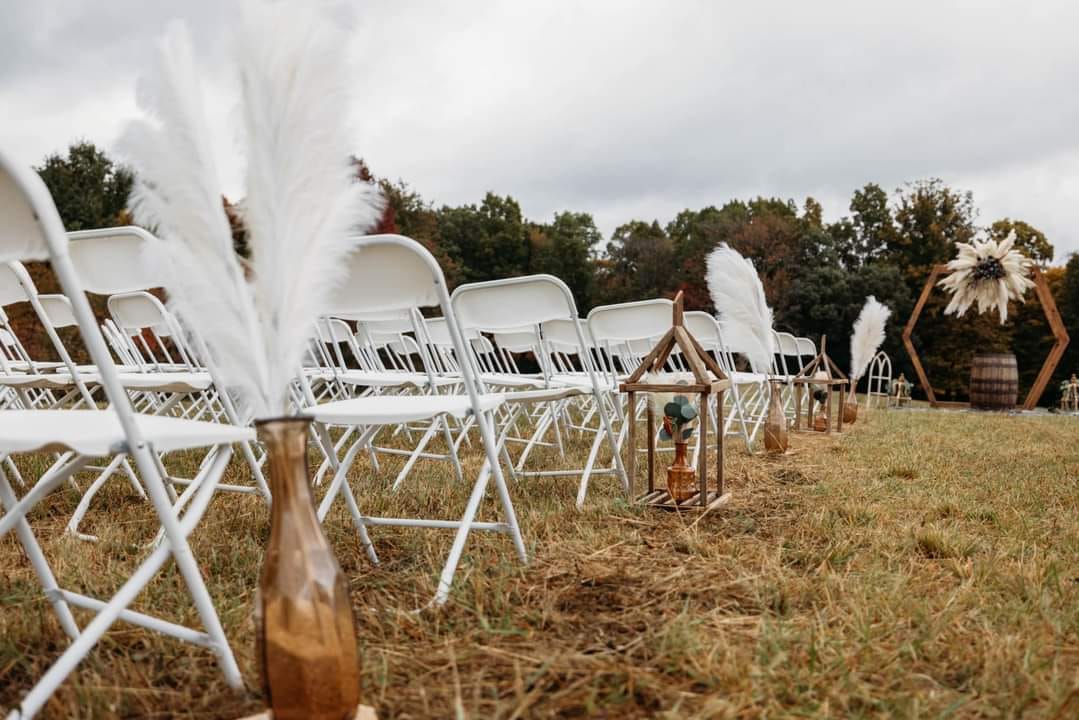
[25,142,1079,405]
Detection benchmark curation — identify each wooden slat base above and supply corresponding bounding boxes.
[239,706,376,720]
[637,489,731,512]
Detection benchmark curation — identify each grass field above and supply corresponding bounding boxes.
[2,406,1078,718]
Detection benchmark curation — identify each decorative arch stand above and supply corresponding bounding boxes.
[902,264,1069,410]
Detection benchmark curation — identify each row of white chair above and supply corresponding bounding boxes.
[0,146,834,718]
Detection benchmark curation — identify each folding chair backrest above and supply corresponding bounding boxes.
[684,310,742,373]
[328,237,442,316]
[452,275,596,382]
[683,311,722,352]
[587,298,672,344]
[0,261,28,307]
[0,149,147,442]
[326,234,482,395]
[66,227,162,295]
[775,331,800,358]
[587,298,673,374]
[494,327,541,353]
[774,331,802,375]
[37,293,78,328]
[452,274,579,330]
[540,317,583,352]
[796,336,817,360]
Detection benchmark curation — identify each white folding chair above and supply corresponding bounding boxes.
[0,150,249,719]
[452,276,629,508]
[302,234,526,607]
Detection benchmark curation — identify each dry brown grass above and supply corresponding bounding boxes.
[2,407,1078,718]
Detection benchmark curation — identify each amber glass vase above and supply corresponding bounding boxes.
[842,396,858,424]
[763,380,788,453]
[666,441,697,502]
[255,417,361,720]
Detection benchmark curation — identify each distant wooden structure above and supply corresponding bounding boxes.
[902,264,1068,410]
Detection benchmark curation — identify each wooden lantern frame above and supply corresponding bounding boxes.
[791,335,850,434]
[619,292,731,511]
[902,264,1069,410]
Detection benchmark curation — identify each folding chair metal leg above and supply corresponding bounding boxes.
[0,455,92,538]
[594,390,629,494]
[239,440,272,502]
[336,478,379,565]
[440,418,464,484]
[4,446,241,720]
[0,467,80,641]
[65,453,130,541]
[575,425,607,509]
[316,426,378,522]
[433,410,527,606]
[3,456,25,488]
[391,419,441,491]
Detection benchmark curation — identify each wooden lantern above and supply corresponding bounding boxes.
[619,292,731,510]
[1060,374,1079,413]
[791,335,850,434]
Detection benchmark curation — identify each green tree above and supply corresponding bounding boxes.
[834,182,896,268]
[889,179,976,286]
[380,179,460,287]
[988,218,1053,265]
[530,211,600,311]
[13,142,135,361]
[437,193,530,285]
[596,220,675,305]
[35,141,133,230]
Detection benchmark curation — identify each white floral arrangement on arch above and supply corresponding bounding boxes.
[938,231,1034,324]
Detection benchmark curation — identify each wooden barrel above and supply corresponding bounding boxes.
[969,352,1018,410]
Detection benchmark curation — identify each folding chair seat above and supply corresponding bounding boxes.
[302,234,527,607]
[0,148,246,719]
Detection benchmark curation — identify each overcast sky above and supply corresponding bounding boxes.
[4,1,1079,258]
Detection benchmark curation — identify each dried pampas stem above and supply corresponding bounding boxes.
[119,1,382,418]
[705,244,774,374]
[849,296,891,383]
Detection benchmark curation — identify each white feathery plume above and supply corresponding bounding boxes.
[118,22,271,414]
[119,2,383,417]
[706,243,775,374]
[938,232,1033,324]
[849,296,891,382]
[237,0,383,414]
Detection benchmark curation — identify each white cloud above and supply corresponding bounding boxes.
[3,0,1078,256]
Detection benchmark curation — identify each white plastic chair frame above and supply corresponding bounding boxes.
[0,150,246,719]
[303,234,526,607]
[452,276,630,508]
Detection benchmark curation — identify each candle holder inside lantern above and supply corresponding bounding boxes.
[619,292,732,511]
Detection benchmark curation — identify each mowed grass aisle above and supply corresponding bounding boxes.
[2,408,1077,718]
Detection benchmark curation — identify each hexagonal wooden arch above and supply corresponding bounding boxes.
[902,264,1069,410]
